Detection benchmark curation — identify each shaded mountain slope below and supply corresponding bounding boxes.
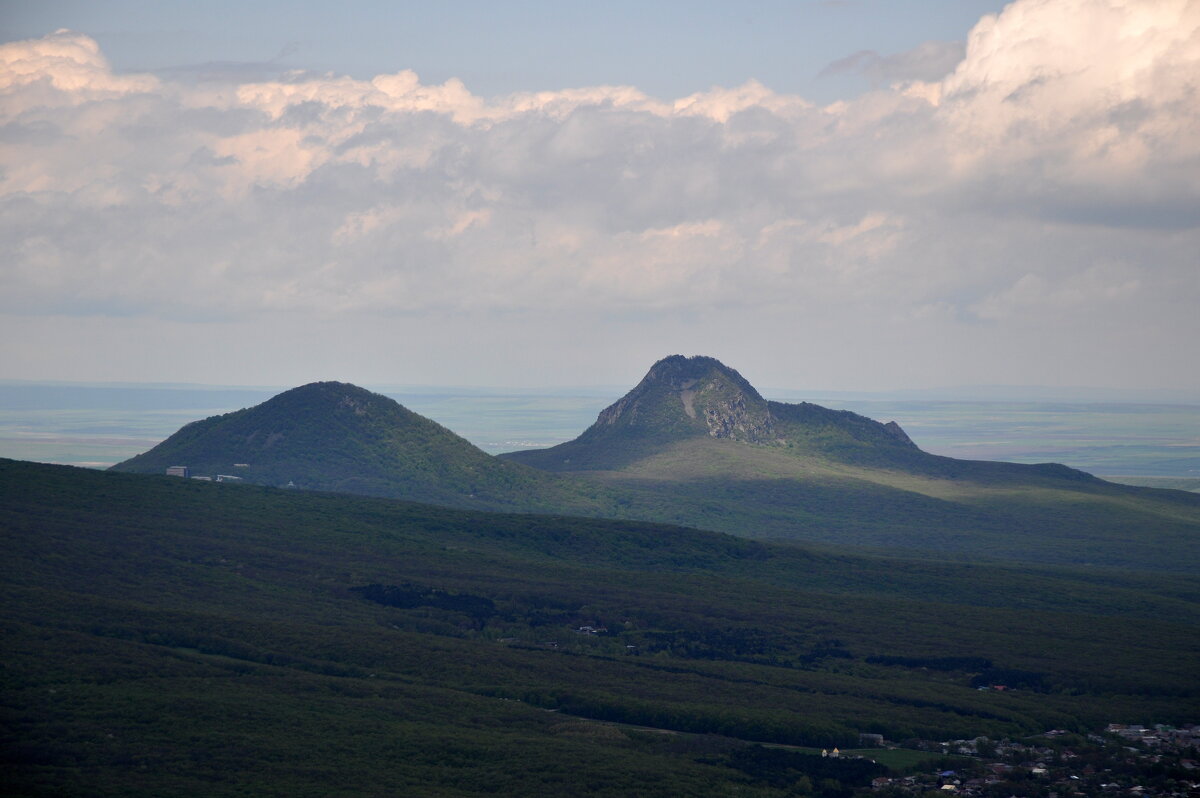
[503,356,1200,571]
[110,381,606,514]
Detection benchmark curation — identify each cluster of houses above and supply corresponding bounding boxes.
[866,724,1198,796]
[1105,724,1200,751]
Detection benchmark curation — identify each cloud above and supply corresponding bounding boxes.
[820,40,966,85]
[930,0,1200,201]
[970,264,1143,322]
[0,0,1196,357]
[0,28,158,109]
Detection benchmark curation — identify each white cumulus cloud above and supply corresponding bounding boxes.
[0,0,1197,389]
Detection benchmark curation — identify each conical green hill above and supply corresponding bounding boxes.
[110,381,574,511]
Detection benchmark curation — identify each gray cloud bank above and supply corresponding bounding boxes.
[1,0,1198,389]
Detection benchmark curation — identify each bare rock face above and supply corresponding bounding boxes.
[697,379,775,443]
[592,355,776,443]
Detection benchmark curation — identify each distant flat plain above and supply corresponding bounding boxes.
[1,382,1197,490]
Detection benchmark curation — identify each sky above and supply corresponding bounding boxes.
[1,0,1197,394]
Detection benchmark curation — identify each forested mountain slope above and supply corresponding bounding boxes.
[110,381,609,515]
[2,458,1197,795]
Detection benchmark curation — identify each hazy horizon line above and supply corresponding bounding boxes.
[2,378,1198,406]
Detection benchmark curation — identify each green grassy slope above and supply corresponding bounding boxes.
[577,437,1200,570]
[503,356,1200,571]
[2,459,1197,795]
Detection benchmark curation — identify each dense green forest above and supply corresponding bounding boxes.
[2,459,1197,796]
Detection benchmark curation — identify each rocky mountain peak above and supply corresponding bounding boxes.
[592,355,776,443]
[638,355,764,400]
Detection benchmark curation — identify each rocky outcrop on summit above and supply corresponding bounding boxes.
[702,391,774,443]
[883,421,916,447]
